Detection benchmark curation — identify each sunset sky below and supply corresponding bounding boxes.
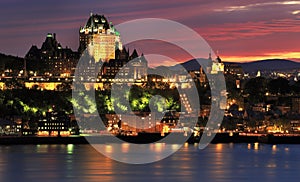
[1,0,300,66]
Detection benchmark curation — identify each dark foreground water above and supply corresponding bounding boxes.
[0,143,300,182]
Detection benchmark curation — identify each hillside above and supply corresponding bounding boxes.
[0,53,24,71]
[171,58,300,73]
[235,59,300,73]
[171,58,210,71]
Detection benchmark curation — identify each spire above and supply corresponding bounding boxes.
[90,14,95,29]
[215,50,222,63]
[208,49,212,60]
[130,49,139,59]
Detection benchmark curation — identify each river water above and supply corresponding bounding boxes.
[0,143,299,182]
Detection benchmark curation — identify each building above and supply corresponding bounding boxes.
[0,119,17,136]
[38,110,70,136]
[128,56,148,80]
[189,66,207,85]
[290,120,300,132]
[102,51,147,80]
[6,13,148,88]
[211,56,224,74]
[77,13,147,82]
[224,63,244,76]
[25,33,79,77]
[78,13,122,62]
[292,97,300,114]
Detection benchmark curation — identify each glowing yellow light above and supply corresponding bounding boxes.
[216,144,223,151]
[184,142,189,148]
[254,142,259,150]
[152,143,165,153]
[105,145,113,153]
[171,144,181,150]
[67,144,74,154]
[121,143,130,153]
[272,145,277,152]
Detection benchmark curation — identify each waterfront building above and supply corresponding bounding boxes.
[290,120,300,132]
[0,119,17,136]
[38,110,70,136]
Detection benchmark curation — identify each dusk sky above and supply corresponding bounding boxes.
[1,0,300,66]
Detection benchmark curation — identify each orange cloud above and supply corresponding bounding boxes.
[221,51,300,62]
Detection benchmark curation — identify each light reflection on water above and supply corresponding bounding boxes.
[0,143,300,181]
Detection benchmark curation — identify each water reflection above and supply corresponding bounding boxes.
[0,144,299,181]
[121,143,130,153]
[254,142,259,150]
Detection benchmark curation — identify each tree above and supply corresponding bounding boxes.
[56,81,72,91]
[225,74,241,100]
[4,78,25,89]
[268,77,290,95]
[244,77,267,103]
[291,80,300,95]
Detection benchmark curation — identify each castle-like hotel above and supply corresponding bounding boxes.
[0,13,228,90]
[25,13,146,79]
